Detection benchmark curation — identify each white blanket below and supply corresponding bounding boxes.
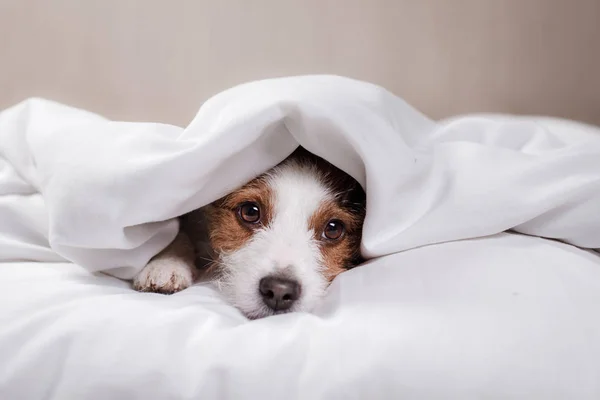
[1,75,600,399]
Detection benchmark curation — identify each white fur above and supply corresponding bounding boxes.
[133,232,196,294]
[217,161,333,319]
[133,256,194,294]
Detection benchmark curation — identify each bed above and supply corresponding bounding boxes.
[1,2,599,400]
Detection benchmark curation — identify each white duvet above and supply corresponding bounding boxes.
[0,76,599,399]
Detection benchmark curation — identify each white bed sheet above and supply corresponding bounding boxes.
[1,76,599,399]
[1,233,599,399]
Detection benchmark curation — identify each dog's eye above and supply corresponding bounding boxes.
[322,219,345,240]
[238,202,261,224]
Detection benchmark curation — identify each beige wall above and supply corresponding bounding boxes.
[1,0,599,126]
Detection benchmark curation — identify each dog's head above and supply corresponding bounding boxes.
[204,148,366,319]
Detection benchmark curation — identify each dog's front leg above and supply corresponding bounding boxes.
[133,232,196,294]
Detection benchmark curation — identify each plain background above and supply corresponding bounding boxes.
[1,0,599,126]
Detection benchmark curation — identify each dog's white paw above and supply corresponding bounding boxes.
[133,259,194,294]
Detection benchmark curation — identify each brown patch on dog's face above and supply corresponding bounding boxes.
[296,147,366,281]
[204,177,273,255]
[309,195,365,282]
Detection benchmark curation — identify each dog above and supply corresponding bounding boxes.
[133,147,366,319]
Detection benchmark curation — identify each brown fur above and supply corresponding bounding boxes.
[292,147,366,280]
[309,199,364,281]
[203,177,273,255]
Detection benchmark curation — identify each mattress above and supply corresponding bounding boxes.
[0,76,599,399]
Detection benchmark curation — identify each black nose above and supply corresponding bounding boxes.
[259,276,301,311]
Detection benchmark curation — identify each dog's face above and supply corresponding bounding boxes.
[204,150,366,319]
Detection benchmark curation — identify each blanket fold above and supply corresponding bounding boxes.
[0,75,599,279]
